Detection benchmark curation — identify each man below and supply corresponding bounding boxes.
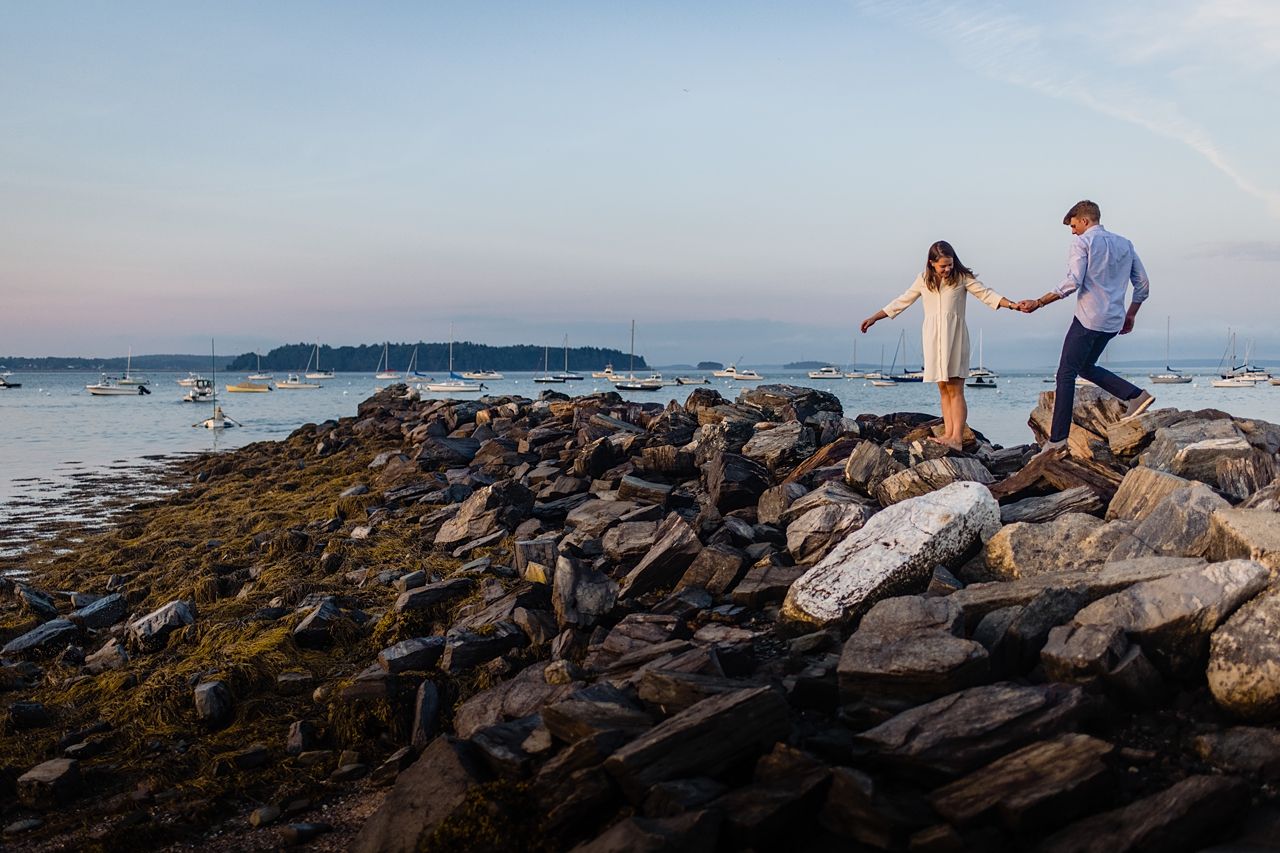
[1019,200,1154,457]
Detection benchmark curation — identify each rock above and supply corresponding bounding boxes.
[1,618,79,659]
[17,758,83,808]
[1105,407,1191,456]
[378,636,446,674]
[193,681,233,727]
[619,514,703,598]
[837,596,988,706]
[15,584,58,621]
[926,565,964,596]
[676,543,747,595]
[411,680,441,752]
[232,742,270,770]
[1215,451,1275,501]
[742,422,818,476]
[780,482,1001,633]
[989,450,1124,506]
[1105,484,1229,561]
[331,762,369,782]
[1072,559,1269,676]
[439,621,529,673]
[394,570,426,593]
[963,514,1112,583]
[730,563,804,609]
[1040,623,1130,684]
[1003,585,1091,674]
[350,736,494,853]
[287,720,317,756]
[736,384,842,423]
[515,538,559,577]
[1102,644,1167,711]
[393,577,476,614]
[1037,775,1247,853]
[568,810,720,853]
[818,765,935,849]
[282,822,333,845]
[704,451,770,513]
[68,593,126,629]
[1203,508,1280,574]
[293,600,343,648]
[637,669,748,713]
[852,683,1089,782]
[999,486,1103,525]
[553,555,619,629]
[602,522,659,563]
[617,475,673,506]
[758,482,808,525]
[250,804,281,826]
[586,614,689,671]
[542,684,653,743]
[1207,588,1280,720]
[565,499,644,540]
[415,435,481,469]
[1191,727,1280,777]
[926,733,1114,831]
[604,686,791,803]
[7,701,51,729]
[4,819,45,835]
[1105,465,1193,521]
[1140,418,1253,488]
[843,440,907,496]
[786,503,872,565]
[128,600,194,652]
[709,769,832,850]
[873,457,994,507]
[778,481,867,526]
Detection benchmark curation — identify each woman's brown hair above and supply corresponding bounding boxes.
[923,241,976,292]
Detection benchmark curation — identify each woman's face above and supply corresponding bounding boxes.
[931,255,954,279]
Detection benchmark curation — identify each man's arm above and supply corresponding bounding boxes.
[1119,247,1150,335]
[1018,237,1086,312]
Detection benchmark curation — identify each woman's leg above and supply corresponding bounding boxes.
[948,378,967,445]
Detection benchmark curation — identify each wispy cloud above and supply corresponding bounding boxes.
[856,1,1280,216]
[1186,240,1280,261]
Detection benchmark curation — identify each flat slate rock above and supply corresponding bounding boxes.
[1,618,79,659]
[1203,507,1280,575]
[1207,588,1280,720]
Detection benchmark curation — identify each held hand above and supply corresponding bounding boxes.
[860,317,876,334]
[1015,300,1038,314]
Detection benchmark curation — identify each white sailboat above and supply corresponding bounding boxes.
[1214,329,1256,386]
[553,334,584,380]
[305,343,334,379]
[968,330,998,379]
[533,344,565,383]
[870,346,895,385]
[194,341,240,429]
[116,347,150,386]
[374,342,400,380]
[248,350,273,380]
[615,321,663,391]
[844,341,864,379]
[424,324,483,393]
[1149,318,1192,384]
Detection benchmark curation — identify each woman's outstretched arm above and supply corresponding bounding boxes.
[861,310,889,333]
[965,278,1015,311]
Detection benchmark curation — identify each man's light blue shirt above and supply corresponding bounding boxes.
[1052,224,1149,333]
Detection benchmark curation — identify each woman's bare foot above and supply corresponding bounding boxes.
[927,436,963,452]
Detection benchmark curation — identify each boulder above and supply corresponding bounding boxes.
[780,482,1001,633]
[415,436,481,469]
[676,543,747,595]
[411,681,441,752]
[786,503,872,565]
[565,499,643,539]
[293,600,344,648]
[757,482,809,525]
[569,811,720,853]
[439,621,529,673]
[1106,407,1192,456]
[1105,465,1193,521]
[873,457,994,507]
[602,522,658,564]
[731,563,805,609]
[128,601,194,652]
[843,441,906,496]
[84,638,129,673]
[961,514,1121,583]
[1140,418,1253,488]
[1072,559,1268,676]
[553,555,619,629]
[818,765,936,849]
[1203,508,1280,575]
[742,423,817,476]
[1040,623,1131,684]
[1215,451,1275,501]
[1207,589,1280,720]
[193,681,233,728]
[999,486,1103,525]
[16,759,83,809]
[704,452,770,513]
[378,636,446,674]
[1191,727,1280,777]
[394,578,476,614]
[619,515,703,598]
[1,618,79,659]
[68,593,126,629]
[616,476,673,506]
[778,481,867,527]
[736,384,842,424]
[1105,484,1229,561]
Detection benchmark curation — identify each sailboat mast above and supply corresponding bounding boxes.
[211,339,216,407]
[630,320,636,378]
[564,334,569,373]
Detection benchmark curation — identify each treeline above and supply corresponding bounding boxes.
[0,354,225,371]
[223,342,647,373]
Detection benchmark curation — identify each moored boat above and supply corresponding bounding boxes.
[808,365,843,379]
[275,374,321,389]
[1150,318,1193,384]
[225,381,272,393]
[182,378,215,402]
[87,375,149,396]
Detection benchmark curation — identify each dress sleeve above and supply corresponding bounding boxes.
[964,277,1005,310]
[882,276,923,319]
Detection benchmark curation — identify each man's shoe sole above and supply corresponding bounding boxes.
[1120,395,1155,422]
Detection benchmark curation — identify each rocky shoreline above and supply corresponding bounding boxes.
[2,383,1280,852]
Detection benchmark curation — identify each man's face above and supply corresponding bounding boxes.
[1068,216,1096,235]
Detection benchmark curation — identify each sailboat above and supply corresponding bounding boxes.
[615,321,663,391]
[889,331,923,383]
[424,324,483,393]
[404,346,426,378]
[844,341,864,379]
[553,334,584,380]
[305,343,334,379]
[968,330,998,379]
[194,340,240,429]
[1213,330,1256,387]
[871,346,895,386]
[375,342,400,380]
[1149,318,1192,384]
[533,344,565,383]
[248,350,273,380]
[116,347,150,386]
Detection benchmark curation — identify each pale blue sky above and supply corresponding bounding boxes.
[2,1,1278,367]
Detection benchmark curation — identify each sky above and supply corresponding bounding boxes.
[2,1,1279,368]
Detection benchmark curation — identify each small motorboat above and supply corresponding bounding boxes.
[1212,377,1256,388]
[674,376,708,385]
[808,365,843,379]
[615,378,663,391]
[871,379,897,387]
[733,369,763,381]
[225,381,272,393]
[591,365,615,379]
[276,374,321,389]
[462,369,504,380]
[87,375,150,396]
[0,375,20,388]
[713,361,743,378]
[195,406,240,429]
[182,378,215,402]
[1149,372,1193,384]
[176,372,207,387]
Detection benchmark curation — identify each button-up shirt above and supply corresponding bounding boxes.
[1052,224,1150,333]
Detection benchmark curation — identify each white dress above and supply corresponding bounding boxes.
[882,273,1005,382]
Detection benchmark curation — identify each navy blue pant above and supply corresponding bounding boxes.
[1051,317,1141,442]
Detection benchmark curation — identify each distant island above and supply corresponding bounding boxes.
[784,360,830,369]
[697,361,723,370]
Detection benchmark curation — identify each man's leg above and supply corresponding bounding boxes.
[1078,339,1140,401]
[1050,318,1098,443]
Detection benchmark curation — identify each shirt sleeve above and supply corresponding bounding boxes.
[882,277,923,319]
[1129,244,1150,303]
[1053,236,1087,298]
[964,278,1005,310]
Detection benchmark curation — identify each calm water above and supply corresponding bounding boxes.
[4,366,1280,555]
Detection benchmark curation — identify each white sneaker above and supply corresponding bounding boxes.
[1030,439,1068,462]
[1121,390,1155,421]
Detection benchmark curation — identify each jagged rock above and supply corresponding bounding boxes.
[553,555,619,629]
[1106,484,1229,561]
[193,681,233,727]
[780,482,1001,633]
[999,487,1103,525]
[291,600,344,648]
[15,585,58,621]
[586,614,689,671]
[604,686,791,803]
[439,621,529,673]
[786,503,872,565]
[568,810,720,853]
[411,681,441,752]
[472,713,543,779]
[843,441,907,496]
[926,733,1114,831]
[709,768,832,850]
[641,444,697,477]
[393,577,476,614]
[542,683,653,743]
[1207,589,1280,721]
[742,423,817,476]
[415,436,481,469]
[350,736,494,853]
[778,481,867,527]
[961,514,1123,584]
[736,384,842,423]
[565,499,643,539]
[7,702,50,729]
[128,600,194,652]
[852,683,1089,782]
[68,593,126,629]
[84,638,129,673]
[1072,559,1269,676]
[1140,418,1253,488]
[873,457,994,506]
[1191,727,1280,777]
[1106,466,1193,522]
[617,476,673,506]
[731,563,804,608]
[1037,775,1247,853]
[619,515,703,598]
[704,451,770,513]
[677,543,747,594]
[1041,623,1130,683]
[1,618,79,659]
[1106,407,1191,456]
[758,482,809,525]
[515,538,559,577]
[378,636,446,674]
[1216,451,1276,500]
[17,759,83,809]
[818,765,935,849]
[287,720,317,756]
[837,596,988,705]
[602,522,658,563]
[1203,508,1280,575]
[989,450,1124,506]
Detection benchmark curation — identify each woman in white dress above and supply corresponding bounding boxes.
[860,241,1016,451]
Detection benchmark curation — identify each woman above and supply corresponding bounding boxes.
[861,241,1015,451]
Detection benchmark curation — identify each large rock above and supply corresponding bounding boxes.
[779,482,1001,633]
[742,423,817,476]
[960,514,1120,583]
[1140,418,1253,488]
[837,596,988,706]
[619,515,703,598]
[999,486,1103,525]
[194,681,233,728]
[350,736,494,853]
[786,503,872,565]
[778,481,867,527]
[1072,559,1269,676]
[293,600,344,647]
[873,457,994,507]
[758,482,809,525]
[736,384,842,424]
[1,618,79,659]
[16,759,83,809]
[1105,466,1192,521]
[415,436,481,469]
[564,499,643,540]
[553,555,619,629]
[1191,726,1280,777]
[68,593,126,629]
[1203,508,1280,575]
[1105,484,1229,561]
[843,441,906,496]
[128,600,194,652]
[602,522,658,563]
[1106,407,1192,456]
[1207,588,1280,720]
[704,452,770,513]
[676,543,747,595]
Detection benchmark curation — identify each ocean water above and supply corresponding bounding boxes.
[4,366,1280,556]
